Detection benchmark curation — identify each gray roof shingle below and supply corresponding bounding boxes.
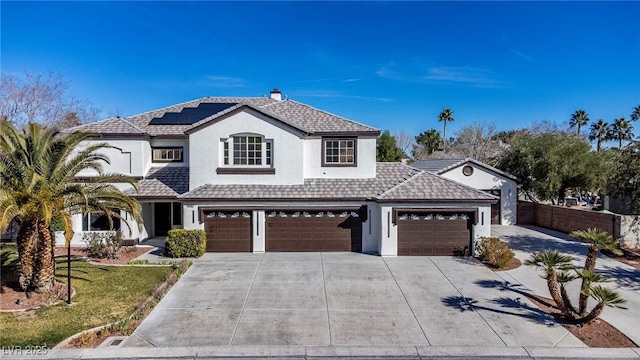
[126,167,189,198]
[68,97,378,136]
[176,163,494,203]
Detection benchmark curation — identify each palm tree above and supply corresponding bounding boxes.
[631,105,640,122]
[588,119,610,152]
[610,117,634,149]
[569,109,589,137]
[0,120,142,292]
[524,249,575,319]
[569,228,621,315]
[414,129,442,157]
[438,108,454,152]
[581,285,627,323]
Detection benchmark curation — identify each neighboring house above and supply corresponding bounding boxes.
[64,89,497,256]
[411,158,518,225]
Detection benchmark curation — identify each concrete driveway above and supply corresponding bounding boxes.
[493,225,640,345]
[122,251,584,348]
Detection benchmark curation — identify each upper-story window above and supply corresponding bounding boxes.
[323,138,356,166]
[222,135,273,166]
[152,147,183,163]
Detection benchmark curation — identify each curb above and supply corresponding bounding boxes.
[2,345,639,359]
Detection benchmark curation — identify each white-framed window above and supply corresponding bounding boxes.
[152,147,183,162]
[221,135,273,166]
[323,138,356,166]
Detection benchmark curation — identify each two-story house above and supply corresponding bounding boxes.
[66,89,497,256]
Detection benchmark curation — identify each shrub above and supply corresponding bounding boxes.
[165,229,206,258]
[83,232,123,259]
[476,237,515,268]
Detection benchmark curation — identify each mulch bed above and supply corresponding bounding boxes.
[478,256,637,348]
[53,246,152,265]
[526,294,638,348]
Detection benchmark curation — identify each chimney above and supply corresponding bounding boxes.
[269,88,282,101]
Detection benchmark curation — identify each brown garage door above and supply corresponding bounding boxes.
[203,211,251,252]
[397,212,471,256]
[266,210,362,252]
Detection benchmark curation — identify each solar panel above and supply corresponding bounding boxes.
[149,103,237,125]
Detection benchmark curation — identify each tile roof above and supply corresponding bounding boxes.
[125,167,189,198]
[67,96,378,137]
[176,163,495,203]
[411,158,519,181]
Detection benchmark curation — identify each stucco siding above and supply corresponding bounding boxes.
[441,165,517,225]
[303,136,377,179]
[75,139,149,177]
[188,109,305,188]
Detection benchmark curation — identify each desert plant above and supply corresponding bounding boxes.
[569,227,622,315]
[164,229,206,258]
[476,237,515,268]
[526,229,627,324]
[83,232,122,259]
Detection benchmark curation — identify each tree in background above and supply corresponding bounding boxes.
[437,108,454,152]
[588,119,611,152]
[610,117,634,149]
[569,109,589,137]
[0,71,99,129]
[446,122,504,166]
[607,140,640,213]
[0,120,142,292]
[392,130,414,159]
[376,130,403,162]
[631,105,640,123]
[496,132,613,204]
[413,129,442,159]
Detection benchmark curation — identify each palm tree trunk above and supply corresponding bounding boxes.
[16,219,38,292]
[443,122,447,152]
[547,272,574,319]
[579,247,599,315]
[579,302,604,324]
[560,285,577,314]
[33,222,56,292]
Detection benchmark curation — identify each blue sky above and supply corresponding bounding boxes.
[2,1,639,137]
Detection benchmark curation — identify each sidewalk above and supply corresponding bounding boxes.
[492,225,640,346]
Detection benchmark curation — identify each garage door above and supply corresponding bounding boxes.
[397,211,471,256]
[266,210,362,252]
[203,211,251,252]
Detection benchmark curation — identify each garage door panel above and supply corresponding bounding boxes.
[204,212,251,252]
[266,210,362,252]
[397,212,471,256]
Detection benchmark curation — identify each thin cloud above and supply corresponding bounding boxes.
[202,75,245,88]
[377,62,508,89]
[511,49,535,63]
[340,78,361,83]
[425,66,507,88]
[296,89,392,102]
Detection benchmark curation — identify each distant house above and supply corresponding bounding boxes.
[63,89,497,256]
[411,158,518,225]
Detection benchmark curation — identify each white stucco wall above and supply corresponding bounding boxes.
[303,136,377,179]
[148,138,189,172]
[440,164,518,225]
[188,109,305,188]
[75,139,150,178]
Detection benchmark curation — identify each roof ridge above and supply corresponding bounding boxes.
[282,99,380,133]
[376,165,424,198]
[64,116,118,132]
[118,117,147,134]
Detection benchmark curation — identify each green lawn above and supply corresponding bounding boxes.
[0,256,173,347]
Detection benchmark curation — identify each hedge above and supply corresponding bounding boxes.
[165,229,206,258]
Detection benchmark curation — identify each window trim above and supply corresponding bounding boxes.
[220,135,273,168]
[152,147,184,163]
[322,137,357,167]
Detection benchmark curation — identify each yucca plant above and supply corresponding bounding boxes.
[570,228,621,315]
[526,229,626,324]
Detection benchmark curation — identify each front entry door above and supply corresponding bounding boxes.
[154,203,172,236]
